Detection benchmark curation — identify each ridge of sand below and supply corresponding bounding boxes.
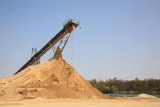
[0,56,109,99]
[137,93,158,98]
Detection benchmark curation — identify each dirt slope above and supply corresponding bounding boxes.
[0,56,109,99]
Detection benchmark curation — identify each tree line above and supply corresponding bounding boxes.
[88,77,160,94]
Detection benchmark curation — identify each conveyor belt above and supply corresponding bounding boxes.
[15,19,79,74]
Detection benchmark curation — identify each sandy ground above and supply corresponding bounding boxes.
[0,97,160,107]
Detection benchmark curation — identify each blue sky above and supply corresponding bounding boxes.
[0,0,160,80]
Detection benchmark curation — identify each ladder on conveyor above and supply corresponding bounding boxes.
[15,19,79,74]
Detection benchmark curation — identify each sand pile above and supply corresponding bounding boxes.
[0,55,109,99]
[137,93,158,98]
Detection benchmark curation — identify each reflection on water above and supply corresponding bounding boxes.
[105,94,160,98]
